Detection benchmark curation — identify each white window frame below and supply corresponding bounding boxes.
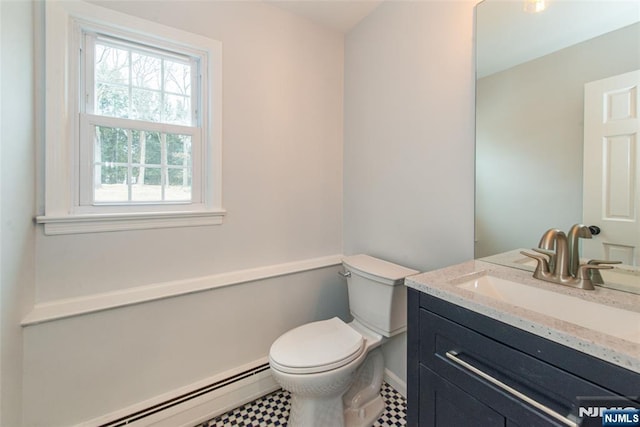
[36,1,224,235]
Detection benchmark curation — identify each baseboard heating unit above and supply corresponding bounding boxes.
[85,362,277,427]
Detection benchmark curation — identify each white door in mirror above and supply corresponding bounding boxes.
[583,69,640,266]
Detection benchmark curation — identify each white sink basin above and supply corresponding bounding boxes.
[456,273,640,344]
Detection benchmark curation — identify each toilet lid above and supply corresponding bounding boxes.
[269,317,365,374]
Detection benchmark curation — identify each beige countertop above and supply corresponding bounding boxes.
[405,259,640,374]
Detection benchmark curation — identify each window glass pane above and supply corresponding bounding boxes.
[133,166,162,201]
[166,134,191,166]
[92,127,194,204]
[167,167,190,185]
[164,94,191,125]
[101,164,128,185]
[93,39,194,126]
[131,88,161,122]
[95,165,128,202]
[131,166,140,185]
[143,166,161,186]
[95,44,129,85]
[144,132,162,165]
[166,168,191,201]
[95,43,130,118]
[164,60,190,94]
[96,83,129,118]
[96,126,128,163]
[130,130,142,164]
[131,52,161,90]
[166,134,192,201]
[132,185,162,202]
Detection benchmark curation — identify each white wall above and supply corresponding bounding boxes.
[344,1,476,384]
[476,23,640,258]
[22,2,347,425]
[1,1,37,425]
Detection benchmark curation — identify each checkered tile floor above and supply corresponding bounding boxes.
[197,382,406,426]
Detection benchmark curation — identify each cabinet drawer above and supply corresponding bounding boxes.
[419,308,616,424]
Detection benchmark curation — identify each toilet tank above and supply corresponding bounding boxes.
[342,255,419,337]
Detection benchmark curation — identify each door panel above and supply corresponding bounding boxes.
[583,69,640,265]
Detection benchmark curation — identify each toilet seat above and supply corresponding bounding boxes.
[269,317,365,374]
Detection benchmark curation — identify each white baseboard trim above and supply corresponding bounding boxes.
[384,368,407,398]
[22,254,343,326]
[75,358,279,427]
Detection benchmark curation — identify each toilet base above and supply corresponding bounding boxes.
[342,347,385,427]
[287,380,385,427]
[289,393,350,427]
[344,394,385,427]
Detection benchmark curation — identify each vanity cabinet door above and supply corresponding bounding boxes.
[419,366,506,427]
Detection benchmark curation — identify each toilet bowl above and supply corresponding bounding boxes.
[268,255,418,427]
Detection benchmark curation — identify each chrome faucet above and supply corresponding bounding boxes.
[521,225,614,290]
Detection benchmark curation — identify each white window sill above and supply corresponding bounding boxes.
[36,210,226,235]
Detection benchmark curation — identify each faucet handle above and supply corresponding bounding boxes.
[577,263,614,276]
[532,248,556,272]
[585,259,621,285]
[576,263,614,289]
[532,248,554,257]
[520,250,550,279]
[587,259,622,266]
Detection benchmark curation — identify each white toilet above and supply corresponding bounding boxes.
[268,254,418,427]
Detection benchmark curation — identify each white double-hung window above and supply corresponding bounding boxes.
[37,1,224,234]
[82,34,199,206]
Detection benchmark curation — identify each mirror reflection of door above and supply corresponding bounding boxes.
[583,69,640,265]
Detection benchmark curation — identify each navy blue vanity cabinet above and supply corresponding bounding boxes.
[407,288,640,427]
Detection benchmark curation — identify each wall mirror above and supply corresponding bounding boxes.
[474,0,640,293]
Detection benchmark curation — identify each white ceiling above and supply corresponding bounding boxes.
[477,0,640,78]
[265,0,383,33]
